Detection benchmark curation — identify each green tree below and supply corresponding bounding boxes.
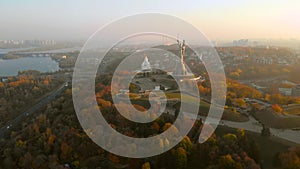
[218,154,243,169]
[178,136,193,155]
[175,147,188,169]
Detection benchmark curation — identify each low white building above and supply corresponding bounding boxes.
[279,88,292,96]
[0,77,8,82]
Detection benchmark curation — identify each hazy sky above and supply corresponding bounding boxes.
[1,0,299,41]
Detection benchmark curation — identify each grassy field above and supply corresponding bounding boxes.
[166,92,249,122]
[222,108,249,122]
[126,92,249,122]
[165,92,199,104]
[255,109,300,128]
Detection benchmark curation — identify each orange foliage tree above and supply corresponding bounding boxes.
[272,104,283,114]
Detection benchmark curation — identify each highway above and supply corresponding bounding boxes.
[0,82,68,138]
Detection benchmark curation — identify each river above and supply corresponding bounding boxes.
[0,57,59,76]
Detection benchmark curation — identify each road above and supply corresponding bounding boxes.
[0,82,68,138]
[180,91,300,144]
[184,112,300,144]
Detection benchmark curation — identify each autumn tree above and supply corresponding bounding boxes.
[270,94,284,105]
[60,142,72,161]
[142,162,151,169]
[222,133,238,145]
[218,154,243,169]
[178,136,193,155]
[273,148,300,169]
[174,147,188,169]
[234,98,246,107]
[272,104,283,114]
[108,153,120,164]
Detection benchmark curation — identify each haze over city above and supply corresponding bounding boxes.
[1,0,300,41]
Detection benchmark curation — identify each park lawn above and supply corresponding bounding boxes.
[130,92,249,122]
[222,108,249,122]
[255,109,300,129]
[166,93,249,122]
[165,92,199,104]
[197,100,249,122]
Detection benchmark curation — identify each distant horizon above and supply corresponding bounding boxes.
[1,38,300,50]
[0,37,300,42]
[1,0,300,41]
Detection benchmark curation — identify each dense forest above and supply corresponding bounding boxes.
[0,71,63,128]
[0,80,264,169]
[0,67,299,168]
